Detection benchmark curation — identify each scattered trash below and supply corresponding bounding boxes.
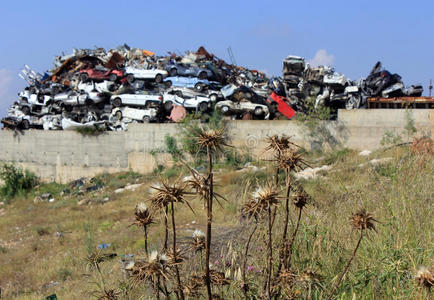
[48,198,55,203]
[368,157,393,165]
[98,243,111,249]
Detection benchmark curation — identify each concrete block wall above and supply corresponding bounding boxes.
[0,109,432,182]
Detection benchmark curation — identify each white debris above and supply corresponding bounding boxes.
[124,183,143,191]
[295,165,332,180]
[369,157,392,165]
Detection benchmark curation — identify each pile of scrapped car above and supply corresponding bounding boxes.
[283,56,423,114]
[1,45,423,130]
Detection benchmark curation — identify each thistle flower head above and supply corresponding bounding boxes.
[190,229,206,252]
[241,184,279,220]
[197,127,228,154]
[266,134,296,154]
[291,187,310,209]
[277,149,307,172]
[132,202,153,227]
[351,209,377,231]
[415,266,434,288]
[131,251,171,285]
[149,179,188,210]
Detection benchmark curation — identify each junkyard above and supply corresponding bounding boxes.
[1,45,432,131]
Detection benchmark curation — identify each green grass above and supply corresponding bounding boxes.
[0,148,432,299]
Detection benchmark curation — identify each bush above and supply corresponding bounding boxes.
[0,163,38,200]
[74,126,106,136]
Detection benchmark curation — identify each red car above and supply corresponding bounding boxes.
[79,68,124,82]
[267,92,296,119]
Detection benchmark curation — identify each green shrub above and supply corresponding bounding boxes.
[0,163,38,200]
[74,126,106,136]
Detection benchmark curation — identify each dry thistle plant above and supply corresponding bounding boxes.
[89,288,121,300]
[84,250,118,300]
[130,202,153,255]
[327,209,378,300]
[415,266,433,292]
[85,250,117,270]
[241,184,280,299]
[296,268,323,294]
[196,126,229,300]
[273,268,297,298]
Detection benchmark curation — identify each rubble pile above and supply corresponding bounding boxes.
[1,45,423,130]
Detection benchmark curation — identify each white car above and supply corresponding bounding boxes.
[111,92,162,108]
[216,100,270,119]
[77,81,117,93]
[54,91,106,106]
[125,67,168,83]
[111,107,157,123]
[163,92,211,112]
[19,89,53,106]
[167,87,222,102]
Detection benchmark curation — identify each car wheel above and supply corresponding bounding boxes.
[195,83,204,92]
[127,74,135,84]
[142,116,151,123]
[254,107,263,115]
[115,111,122,120]
[21,106,30,115]
[80,73,89,82]
[155,74,163,83]
[175,91,183,98]
[209,93,217,101]
[109,74,118,82]
[164,101,174,112]
[112,97,122,107]
[170,68,178,77]
[198,71,207,79]
[165,81,172,88]
[221,105,229,113]
[199,102,208,112]
[21,119,30,130]
[97,102,106,110]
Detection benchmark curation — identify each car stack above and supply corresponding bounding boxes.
[1,45,424,130]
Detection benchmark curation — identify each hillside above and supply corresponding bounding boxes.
[0,141,433,299]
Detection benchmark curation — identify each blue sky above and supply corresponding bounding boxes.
[1,0,433,116]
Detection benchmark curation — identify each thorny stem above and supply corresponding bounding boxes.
[287,207,303,268]
[95,263,106,292]
[205,146,213,300]
[242,222,258,299]
[144,225,148,256]
[266,206,273,300]
[171,199,185,300]
[327,230,364,300]
[155,275,161,300]
[164,206,168,251]
[279,169,292,271]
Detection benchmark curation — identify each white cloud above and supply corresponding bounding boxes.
[308,49,335,67]
[0,69,13,98]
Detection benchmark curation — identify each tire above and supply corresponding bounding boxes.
[37,94,44,103]
[80,73,89,82]
[155,74,163,83]
[170,68,177,77]
[142,116,151,123]
[165,81,172,88]
[175,91,183,98]
[127,74,135,84]
[97,102,106,110]
[221,105,229,113]
[21,106,30,115]
[198,71,207,79]
[21,119,30,130]
[209,93,217,101]
[115,111,122,120]
[164,101,174,112]
[64,105,73,112]
[199,102,208,112]
[195,83,204,92]
[109,74,117,82]
[112,97,122,107]
[254,107,263,116]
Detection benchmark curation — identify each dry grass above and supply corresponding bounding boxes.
[0,145,432,299]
